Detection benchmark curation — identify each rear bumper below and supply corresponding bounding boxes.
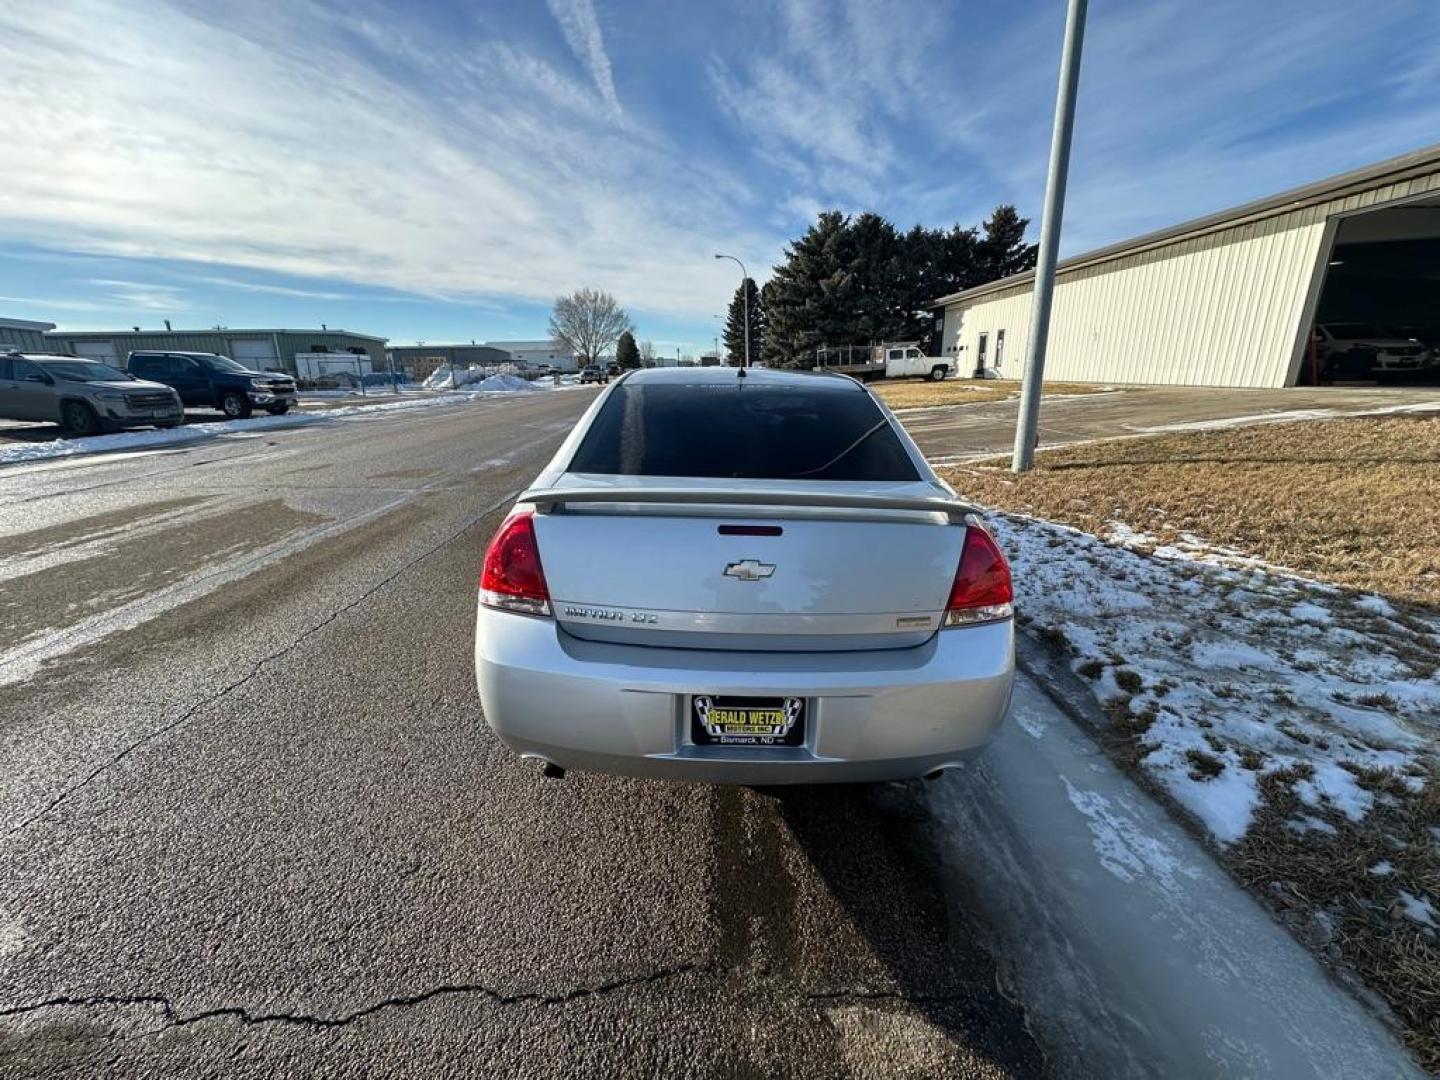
[474,604,1014,784]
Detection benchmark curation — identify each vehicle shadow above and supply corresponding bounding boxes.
[770,781,1045,1076]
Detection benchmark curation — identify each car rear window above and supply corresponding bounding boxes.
[568,381,920,481]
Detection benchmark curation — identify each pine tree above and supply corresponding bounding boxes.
[762,211,859,366]
[723,278,765,365]
[759,206,1035,364]
[975,206,1037,284]
[614,331,641,370]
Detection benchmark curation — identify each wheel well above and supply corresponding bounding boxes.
[59,396,97,413]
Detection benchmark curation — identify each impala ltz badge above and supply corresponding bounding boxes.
[723,559,775,582]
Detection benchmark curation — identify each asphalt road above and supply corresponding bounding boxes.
[0,392,1043,1079]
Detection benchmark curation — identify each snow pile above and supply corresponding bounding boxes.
[423,365,544,391]
[994,514,1439,846]
[473,374,540,393]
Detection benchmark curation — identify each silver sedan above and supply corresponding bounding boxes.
[474,366,1014,784]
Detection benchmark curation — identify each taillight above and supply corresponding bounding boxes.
[944,520,1013,627]
[480,511,551,616]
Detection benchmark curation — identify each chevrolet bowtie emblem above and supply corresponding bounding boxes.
[724,559,776,582]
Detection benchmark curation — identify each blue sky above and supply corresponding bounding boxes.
[2,0,1438,356]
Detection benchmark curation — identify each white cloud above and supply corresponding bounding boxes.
[86,278,188,311]
[544,0,620,115]
[198,276,353,301]
[0,0,770,320]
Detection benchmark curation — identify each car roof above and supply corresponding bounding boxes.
[12,353,104,363]
[129,349,223,356]
[620,366,864,392]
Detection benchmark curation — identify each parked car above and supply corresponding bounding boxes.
[578,364,606,384]
[475,366,1014,784]
[0,352,182,434]
[1314,323,1434,377]
[125,350,298,418]
[605,362,621,378]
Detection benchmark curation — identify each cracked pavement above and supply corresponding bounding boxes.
[0,394,1043,1078]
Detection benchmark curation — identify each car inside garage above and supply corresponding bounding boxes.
[1307,195,1440,385]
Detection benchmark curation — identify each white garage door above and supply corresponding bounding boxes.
[228,337,279,369]
[72,341,119,363]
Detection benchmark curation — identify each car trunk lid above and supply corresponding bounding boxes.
[525,478,969,652]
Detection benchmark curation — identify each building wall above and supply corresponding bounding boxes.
[43,330,386,376]
[484,340,577,371]
[941,166,1440,388]
[272,332,386,372]
[0,325,53,352]
[385,345,511,379]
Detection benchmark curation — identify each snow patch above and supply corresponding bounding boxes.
[1396,891,1437,928]
[983,512,1437,847]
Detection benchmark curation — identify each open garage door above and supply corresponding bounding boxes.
[1303,197,1440,386]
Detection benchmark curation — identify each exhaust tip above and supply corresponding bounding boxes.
[521,753,566,780]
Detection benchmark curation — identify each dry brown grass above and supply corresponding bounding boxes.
[940,415,1440,607]
[873,378,1110,410]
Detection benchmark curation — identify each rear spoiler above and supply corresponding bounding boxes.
[515,487,978,523]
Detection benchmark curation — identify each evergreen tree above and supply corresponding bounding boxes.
[614,330,641,370]
[759,205,1035,365]
[975,205,1037,284]
[762,211,859,366]
[723,278,765,365]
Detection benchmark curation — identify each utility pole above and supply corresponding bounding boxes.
[714,253,750,368]
[1012,0,1088,473]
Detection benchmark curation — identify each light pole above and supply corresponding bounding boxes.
[1012,0,1088,473]
[714,253,750,368]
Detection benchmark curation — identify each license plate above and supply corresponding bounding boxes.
[691,696,805,747]
[151,409,174,418]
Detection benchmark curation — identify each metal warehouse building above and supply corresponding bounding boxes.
[42,327,388,377]
[935,143,1440,388]
[0,317,56,352]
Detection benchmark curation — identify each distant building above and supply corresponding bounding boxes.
[42,327,387,377]
[483,339,577,371]
[0,317,56,352]
[386,344,511,380]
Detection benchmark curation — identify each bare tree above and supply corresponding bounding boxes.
[639,339,656,366]
[548,288,634,367]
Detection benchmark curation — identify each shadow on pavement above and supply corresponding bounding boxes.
[770,783,1046,1077]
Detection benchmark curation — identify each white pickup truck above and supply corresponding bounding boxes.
[814,342,956,382]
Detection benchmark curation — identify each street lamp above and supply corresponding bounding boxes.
[714,253,750,368]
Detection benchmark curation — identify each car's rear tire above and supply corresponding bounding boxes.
[265,404,290,415]
[928,365,947,381]
[60,401,101,436]
[220,391,253,419]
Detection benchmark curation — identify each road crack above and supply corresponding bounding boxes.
[4,488,521,840]
[0,962,719,1033]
